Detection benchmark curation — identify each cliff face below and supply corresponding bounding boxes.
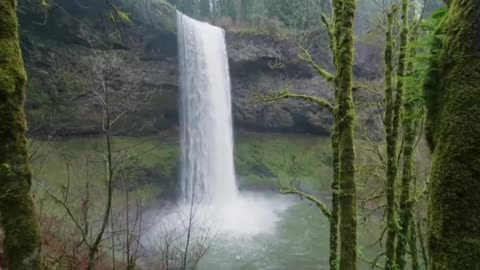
[20,0,383,139]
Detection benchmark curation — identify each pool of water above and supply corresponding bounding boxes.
[197,193,381,270]
[145,191,381,270]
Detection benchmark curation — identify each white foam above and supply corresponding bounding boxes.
[150,192,294,240]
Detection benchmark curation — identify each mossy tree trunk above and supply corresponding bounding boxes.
[335,0,358,269]
[409,220,420,270]
[425,0,480,269]
[328,1,344,268]
[329,125,340,270]
[0,0,42,269]
[392,1,413,269]
[262,1,358,268]
[395,78,417,269]
[383,7,397,269]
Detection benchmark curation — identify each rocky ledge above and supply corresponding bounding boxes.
[20,0,383,139]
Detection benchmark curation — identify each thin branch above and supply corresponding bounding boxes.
[34,177,90,248]
[277,177,332,220]
[297,45,336,83]
[256,88,335,114]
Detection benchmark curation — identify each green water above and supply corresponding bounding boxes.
[199,197,381,270]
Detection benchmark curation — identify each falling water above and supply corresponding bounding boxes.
[158,11,293,239]
[177,11,238,205]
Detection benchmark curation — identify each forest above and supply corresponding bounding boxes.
[0,0,479,269]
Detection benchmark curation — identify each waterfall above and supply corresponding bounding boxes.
[177,11,238,205]
[164,11,291,238]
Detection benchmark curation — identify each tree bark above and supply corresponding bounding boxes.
[425,1,480,269]
[329,126,339,270]
[393,1,412,269]
[383,8,397,270]
[409,220,420,270]
[336,0,358,269]
[0,0,42,269]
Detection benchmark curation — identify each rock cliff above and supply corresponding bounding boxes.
[20,0,383,139]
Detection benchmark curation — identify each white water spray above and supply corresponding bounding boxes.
[148,12,293,239]
[177,11,238,205]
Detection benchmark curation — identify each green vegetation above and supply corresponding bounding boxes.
[3,0,479,269]
[256,0,360,268]
[32,133,334,202]
[384,0,413,267]
[0,0,42,268]
[425,1,480,269]
[235,133,333,191]
[32,137,178,199]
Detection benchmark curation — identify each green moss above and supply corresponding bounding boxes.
[0,3,26,95]
[329,126,339,270]
[425,1,480,269]
[334,0,359,269]
[0,0,42,268]
[395,2,422,268]
[383,8,398,269]
[423,14,447,150]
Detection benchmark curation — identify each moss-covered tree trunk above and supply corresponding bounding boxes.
[383,8,397,270]
[425,0,480,269]
[392,1,412,269]
[395,111,415,270]
[409,220,420,270]
[0,0,42,269]
[328,1,344,267]
[395,103,418,267]
[329,125,339,270]
[336,0,358,269]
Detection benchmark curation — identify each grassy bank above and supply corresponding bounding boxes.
[235,132,333,191]
[31,132,333,202]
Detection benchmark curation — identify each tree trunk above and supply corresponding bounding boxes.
[336,0,358,269]
[425,0,480,269]
[0,0,42,269]
[383,8,397,270]
[409,220,420,270]
[393,1,412,269]
[329,126,339,270]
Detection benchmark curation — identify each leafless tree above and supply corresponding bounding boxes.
[32,25,146,269]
